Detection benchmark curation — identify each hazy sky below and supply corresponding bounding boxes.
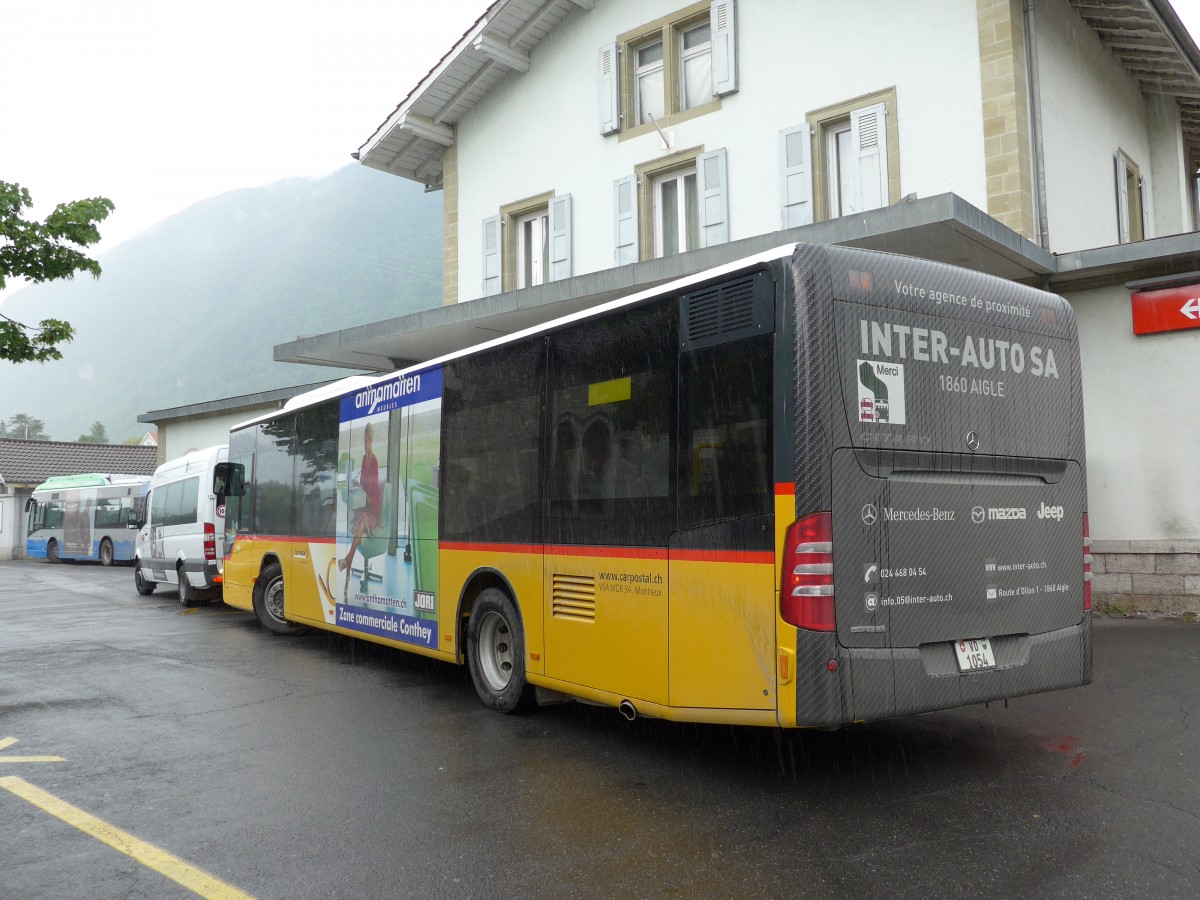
[1,0,485,253]
[3,0,1200,263]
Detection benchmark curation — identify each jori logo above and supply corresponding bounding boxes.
[1037,502,1064,522]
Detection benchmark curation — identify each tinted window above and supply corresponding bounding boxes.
[227,426,256,536]
[679,336,773,528]
[150,487,166,526]
[255,418,296,535]
[295,403,338,537]
[547,299,676,546]
[442,339,543,543]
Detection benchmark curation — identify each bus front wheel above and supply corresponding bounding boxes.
[46,539,59,563]
[253,562,305,635]
[467,588,533,714]
[99,539,114,567]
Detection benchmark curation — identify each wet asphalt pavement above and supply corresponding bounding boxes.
[0,559,1197,899]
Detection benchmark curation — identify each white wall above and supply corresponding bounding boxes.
[160,407,277,464]
[1036,0,1155,252]
[1068,284,1200,542]
[455,0,987,301]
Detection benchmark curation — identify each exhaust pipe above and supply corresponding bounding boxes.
[618,700,637,722]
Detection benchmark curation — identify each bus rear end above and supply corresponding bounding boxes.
[786,244,1091,726]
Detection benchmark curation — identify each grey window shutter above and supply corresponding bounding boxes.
[698,147,729,248]
[779,124,813,228]
[599,43,620,135]
[549,194,572,281]
[710,0,738,96]
[1114,153,1130,244]
[613,175,638,265]
[482,215,501,296]
[849,102,888,213]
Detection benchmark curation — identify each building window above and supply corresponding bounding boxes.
[1115,150,1146,244]
[803,88,899,224]
[516,209,549,288]
[653,167,699,257]
[482,192,572,297]
[600,1,735,138]
[618,146,727,263]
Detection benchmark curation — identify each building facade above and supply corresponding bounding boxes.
[280,0,1200,611]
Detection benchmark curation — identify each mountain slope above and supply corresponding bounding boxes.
[0,165,443,441]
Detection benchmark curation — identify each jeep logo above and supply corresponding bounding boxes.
[1037,502,1065,522]
[988,507,1027,521]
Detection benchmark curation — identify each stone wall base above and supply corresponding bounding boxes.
[1092,548,1200,618]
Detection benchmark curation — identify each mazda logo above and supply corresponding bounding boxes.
[862,504,878,526]
[972,506,986,524]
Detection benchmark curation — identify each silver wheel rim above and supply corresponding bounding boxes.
[135,568,144,588]
[478,610,514,692]
[265,578,285,622]
[101,543,112,564]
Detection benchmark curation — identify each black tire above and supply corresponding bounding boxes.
[99,539,114,567]
[134,563,156,596]
[46,539,60,563]
[178,565,199,608]
[466,588,534,713]
[253,562,305,635]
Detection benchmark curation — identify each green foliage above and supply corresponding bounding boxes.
[76,421,109,444]
[2,413,49,440]
[0,181,114,363]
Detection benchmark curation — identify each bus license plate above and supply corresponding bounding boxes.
[954,638,995,672]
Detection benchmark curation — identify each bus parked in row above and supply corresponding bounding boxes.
[220,243,1092,728]
[26,473,150,565]
[133,445,233,606]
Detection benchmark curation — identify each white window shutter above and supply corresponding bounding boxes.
[613,175,638,265]
[779,124,813,229]
[482,215,501,296]
[1138,175,1150,240]
[698,147,729,247]
[549,194,572,281]
[1114,153,1130,244]
[849,103,888,213]
[710,0,738,96]
[599,43,620,135]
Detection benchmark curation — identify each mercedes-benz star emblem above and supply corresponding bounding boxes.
[972,506,986,524]
[966,431,980,451]
[862,504,878,526]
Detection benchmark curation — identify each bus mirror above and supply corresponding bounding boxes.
[215,462,246,497]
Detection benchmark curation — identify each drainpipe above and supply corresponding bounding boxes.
[1024,0,1051,249]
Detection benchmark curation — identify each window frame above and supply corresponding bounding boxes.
[617,2,719,140]
[807,88,900,223]
[635,146,704,262]
[499,191,555,293]
[1115,150,1147,244]
[652,166,699,258]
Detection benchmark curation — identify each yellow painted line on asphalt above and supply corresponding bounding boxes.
[0,736,65,763]
[0,776,254,900]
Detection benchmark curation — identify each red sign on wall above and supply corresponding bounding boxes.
[1131,284,1200,335]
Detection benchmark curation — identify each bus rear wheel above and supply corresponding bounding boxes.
[467,588,533,714]
[178,565,199,607]
[253,562,305,635]
[99,539,114,567]
[46,539,59,563]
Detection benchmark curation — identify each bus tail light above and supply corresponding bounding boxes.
[204,522,217,562]
[781,512,835,631]
[1083,513,1092,611]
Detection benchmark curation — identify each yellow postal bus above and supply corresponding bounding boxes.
[222,243,1092,727]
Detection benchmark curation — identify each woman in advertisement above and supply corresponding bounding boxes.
[339,421,381,599]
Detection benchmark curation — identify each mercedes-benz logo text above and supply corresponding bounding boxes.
[862,504,878,526]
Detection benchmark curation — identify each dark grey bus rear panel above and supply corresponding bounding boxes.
[790,243,1091,726]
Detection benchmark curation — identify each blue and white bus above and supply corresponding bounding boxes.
[26,473,150,565]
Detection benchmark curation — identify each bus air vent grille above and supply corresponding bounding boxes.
[552,573,596,622]
[680,272,774,351]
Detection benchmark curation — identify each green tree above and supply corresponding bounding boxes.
[1,181,114,363]
[76,420,109,444]
[3,413,49,440]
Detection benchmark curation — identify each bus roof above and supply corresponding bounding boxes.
[33,473,152,492]
[233,242,802,431]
